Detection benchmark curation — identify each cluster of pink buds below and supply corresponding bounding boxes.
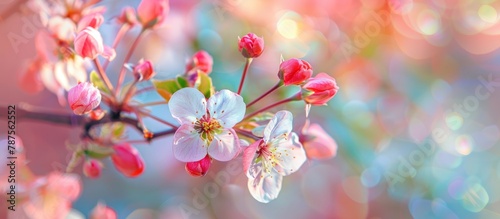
[14,0,341,215]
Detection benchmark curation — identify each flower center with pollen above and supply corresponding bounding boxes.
[194,115,222,143]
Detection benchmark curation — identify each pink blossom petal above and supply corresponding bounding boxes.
[243,139,261,173]
[207,89,245,128]
[208,129,240,161]
[169,88,207,124]
[272,133,307,176]
[304,123,338,160]
[173,124,207,162]
[264,110,293,143]
[102,46,116,61]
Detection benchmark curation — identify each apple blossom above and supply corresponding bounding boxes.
[278,58,313,85]
[118,6,139,26]
[301,73,339,105]
[185,154,212,177]
[68,82,102,115]
[243,111,307,203]
[137,0,169,28]
[168,88,245,162]
[77,12,104,32]
[238,33,264,58]
[83,159,103,178]
[111,143,145,177]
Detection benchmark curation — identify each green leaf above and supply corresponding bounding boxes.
[112,123,126,139]
[90,70,111,94]
[84,144,114,159]
[195,72,214,98]
[153,76,189,102]
[249,112,275,122]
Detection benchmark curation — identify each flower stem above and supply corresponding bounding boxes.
[237,58,252,95]
[136,101,168,107]
[243,92,302,121]
[246,81,283,108]
[235,129,259,140]
[93,59,114,93]
[103,24,131,70]
[115,28,145,97]
[137,110,178,129]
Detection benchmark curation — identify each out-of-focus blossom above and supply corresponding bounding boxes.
[186,50,213,74]
[110,143,145,177]
[22,172,81,219]
[301,73,339,105]
[83,159,103,178]
[243,111,306,203]
[185,154,212,177]
[68,82,102,115]
[19,59,45,94]
[117,6,139,26]
[74,27,112,60]
[77,12,104,32]
[278,58,312,85]
[137,0,169,29]
[168,88,245,162]
[46,16,77,42]
[134,59,156,81]
[238,33,264,58]
[299,121,337,160]
[90,202,117,219]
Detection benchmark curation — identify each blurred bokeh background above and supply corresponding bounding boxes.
[1,0,500,218]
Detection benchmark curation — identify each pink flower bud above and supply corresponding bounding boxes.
[117,7,139,26]
[134,59,156,81]
[185,155,212,177]
[83,159,103,178]
[68,82,102,115]
[278,58,313,85]
[301,73,339,105]
[299,122,337,160]
[90,202,117,219]
[137,0,169,28]
[111,143,144,177]
[238,33,264,58]
[77,13,104,32]
[74,27,104,59]
[186,50,213,74]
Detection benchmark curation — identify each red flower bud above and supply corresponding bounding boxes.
[301,73,339,105]
[83,159,103,179]
[134,59,155,81]
[186,50,213,74]
[68,82,101,115]
[238,33,264,58]
[110,143,145,177]
[185,155,212,177]
[278,58,313,85]
[137,0,169,29]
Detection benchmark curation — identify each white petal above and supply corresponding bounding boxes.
[168,88,207,124]
[272,132,307,176]
[247,168,283,203]
[173,124,207,162]
[208,129,239,161]
[264,110,293,143]
[251,125,266,138]
[207,89,245,128]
